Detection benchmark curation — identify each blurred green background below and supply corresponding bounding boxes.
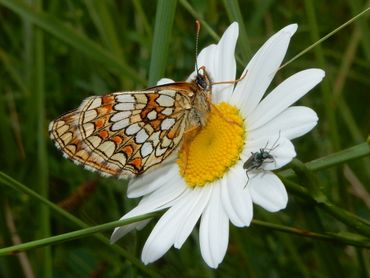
[0,0,369,277]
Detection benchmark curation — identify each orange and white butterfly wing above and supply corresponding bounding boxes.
[49,89,193,178]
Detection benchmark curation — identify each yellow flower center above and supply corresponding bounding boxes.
[178,102,245,187]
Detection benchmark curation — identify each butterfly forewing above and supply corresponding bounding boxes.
[49,87,200,178]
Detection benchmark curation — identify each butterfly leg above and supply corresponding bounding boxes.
[211,69,248,85]
[180,126,201,175]
[209,102,242,127]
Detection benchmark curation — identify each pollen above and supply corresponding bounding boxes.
[178,102,245,187]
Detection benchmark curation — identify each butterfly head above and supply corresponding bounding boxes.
[195,66,212,92]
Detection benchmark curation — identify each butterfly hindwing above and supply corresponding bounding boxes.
[49,89,194,178]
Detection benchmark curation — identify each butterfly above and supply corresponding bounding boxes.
[49,67,213,178]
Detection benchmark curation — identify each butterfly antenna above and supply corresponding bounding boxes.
[195,20,201,74]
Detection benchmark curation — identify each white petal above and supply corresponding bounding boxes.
[231,24,298,116]
[199,204,212,266]
[174,186,212,248]
[248,69,325,130]
[193,44,217,80]
[111,205,153,243]
[128,163,177,198]
[135,219,151,231]
[186,45,216,84]
[224,166,253,226]
[200,182,229,268]
[187,22,239,103]
[248,106,318,140]
[210,22,238,103]
[157,78,175,85]
[141,189,194,264]
[110,192,163,243]
[138,174,187,209]
[111,177,186,243]
[264,139,296,170]
[249,172,288,212]
[220,174,244,227]
[110,219,150,243]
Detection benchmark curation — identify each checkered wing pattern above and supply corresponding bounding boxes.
[49,88,196,178]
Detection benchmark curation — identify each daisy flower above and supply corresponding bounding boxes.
[111,22,325,268]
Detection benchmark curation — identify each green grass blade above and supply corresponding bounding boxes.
[1,196,369,257]
[0,0,144,83]
[280,6,370,69]
[34,1,51,276]
[148,0,177,86]
[0,213,158,256]
[349,1,370,60]
[132,0,152,36]
[305,0,338,152]
[84,0,122,58]
[222,0,252,61]
[280,142,370,177]
[0,172,160,278]
[248,0,274,32]
[0,49,29,96]
[179,0,219,40]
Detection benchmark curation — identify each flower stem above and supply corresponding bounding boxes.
[0,212,159,256]
[252,220,370,248]
[283,178,370,237]
[279,142,370,178]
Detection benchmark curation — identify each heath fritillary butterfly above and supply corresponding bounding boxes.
[49,67,213,178]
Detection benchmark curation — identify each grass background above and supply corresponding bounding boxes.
[0,0,369,277]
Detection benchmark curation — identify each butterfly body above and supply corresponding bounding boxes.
[49,70,212,178]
